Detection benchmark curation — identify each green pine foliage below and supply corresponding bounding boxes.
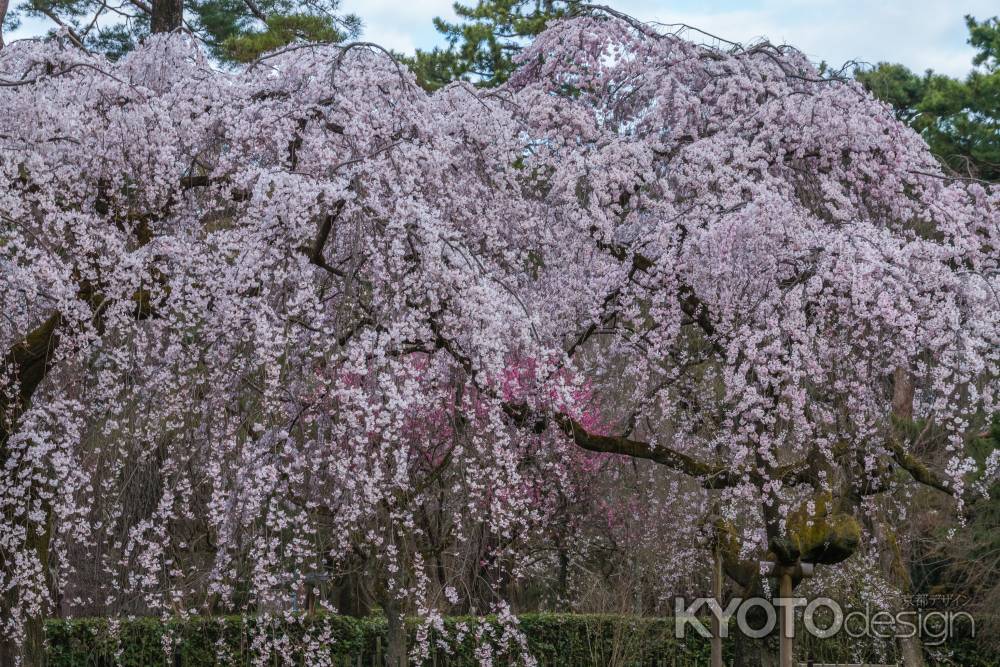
[407,0,571,91]
[220,12,349,62]
[8,0,360,63]
[857,15,1000,181]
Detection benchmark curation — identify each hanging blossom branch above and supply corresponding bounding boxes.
[0,7,996,663]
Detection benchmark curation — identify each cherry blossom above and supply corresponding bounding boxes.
[1,9,997,664]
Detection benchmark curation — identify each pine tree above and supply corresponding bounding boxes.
[408,0,571,90]
[2,0,360,62]
[857,15,1000,181]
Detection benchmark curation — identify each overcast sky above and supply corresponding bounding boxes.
[8,0,997,77]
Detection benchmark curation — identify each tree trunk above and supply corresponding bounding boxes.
[23,610,48,666]
[151,0,183,33]
[1,314,61,666]
[898,633,926,666]
[733,631,779,667]
[556,542,569,610]
[0,295,151,665]
[869,514,925,666]
[0,0,9,49]
[0,628,17,666]
[0,516,53,665]
[383,599,407,667]
[888,368,926,667]
[892,367,914,421]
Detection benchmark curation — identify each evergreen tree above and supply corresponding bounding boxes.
[408,0,571,90]
[857,16,1000,181]
[2,0,360,62]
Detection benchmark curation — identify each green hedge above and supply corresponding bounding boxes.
[45,615,714,666]
[45,615,385,666]
[44,613,995,666]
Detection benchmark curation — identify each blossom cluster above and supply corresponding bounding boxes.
[1,12,996,663]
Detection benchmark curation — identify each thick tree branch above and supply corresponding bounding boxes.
[0,289,156,446]
[882,368,953,495]
[241,0,267,22]
[0,313,61,443]
[551,412,741,488]
[502,399,732,488]
[32,6,87,49]
[886,435,953,495]
[308,200,347,277]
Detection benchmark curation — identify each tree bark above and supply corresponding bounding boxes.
[888,367,926,667]
[0,314,61,666]
[898,621,926,666]
[0,293,153,665]
[892,367,915,421]
[0,0,9,49]
[150,0,183,33]
[383,598,407,667]
[734,630,779,667]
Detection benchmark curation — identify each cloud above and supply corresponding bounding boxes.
[343,0,995,78]
[7,15,53,44]
[341,0,457,54]
[606,0,996,77]
[6,0,996,76]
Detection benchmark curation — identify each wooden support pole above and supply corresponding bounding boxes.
[779,570,793,667]
[760,560,814,667]
[711,544,723,667]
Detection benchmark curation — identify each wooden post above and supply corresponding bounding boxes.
[711,544,723,667]
[778,569,793,667]
[760,561,813,667]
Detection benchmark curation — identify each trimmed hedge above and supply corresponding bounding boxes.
[46,615,385,666]
[45,615,715,666]
[44,613,995,666]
